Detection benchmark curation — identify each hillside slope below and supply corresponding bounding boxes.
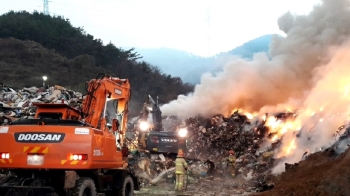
[136,34,274,84]
[227,34,273,58]
[136,48,215,84]
[0,38,191,116]
[0,11,194,116]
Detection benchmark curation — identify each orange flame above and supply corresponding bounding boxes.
[285,139,296,155]
[245,112,254,120]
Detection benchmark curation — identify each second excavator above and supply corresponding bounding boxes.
[136,95,187,155]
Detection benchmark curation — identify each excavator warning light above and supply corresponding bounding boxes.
[68,154,88,161]
[0,152,10,159]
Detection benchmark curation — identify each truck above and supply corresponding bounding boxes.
[137,95,187,156]
[0,74,140,196]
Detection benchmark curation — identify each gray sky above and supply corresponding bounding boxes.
[1,0,321,56]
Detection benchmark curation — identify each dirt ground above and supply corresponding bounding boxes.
[253,148,350,196]
[135,148,350,196]
[135,177,254,196]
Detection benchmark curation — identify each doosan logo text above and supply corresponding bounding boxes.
[15,132,65,143]
[18,134,61,141]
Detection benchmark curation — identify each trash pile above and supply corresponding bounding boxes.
[3,84,350,194]
[182,112,278,192]
[0,85,83,125]
[185,112,260,160]
[127,110,350,194]
[125,111,286,192]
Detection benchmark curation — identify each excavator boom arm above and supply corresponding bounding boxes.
[81,74,131,134]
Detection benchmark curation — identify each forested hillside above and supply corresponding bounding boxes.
[0,11,193,116]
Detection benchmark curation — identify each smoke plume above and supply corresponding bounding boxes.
[161,0,350,118]
[271,40,350,173]
[161,0,350,173]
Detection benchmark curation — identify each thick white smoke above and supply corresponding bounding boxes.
[161,0,350,173]
[271,41,350,173]
[161,0,350,118]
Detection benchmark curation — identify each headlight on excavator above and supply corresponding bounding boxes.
[139,121,150,131]
[178,128,188,137]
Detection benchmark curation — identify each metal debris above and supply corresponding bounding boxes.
[3,84,350,194]
[126,111,280,193]
[0,85,83,125]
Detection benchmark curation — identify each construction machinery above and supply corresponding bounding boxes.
[0,74,140,196]
[137,95,187,155]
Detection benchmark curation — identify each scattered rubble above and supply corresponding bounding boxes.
[125,111,284,194]
[127,110,350,195]
[0,85,82,125]
[2,84,350,195]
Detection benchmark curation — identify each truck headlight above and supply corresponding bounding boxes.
[178,128,188,137]
[139,121,149,131]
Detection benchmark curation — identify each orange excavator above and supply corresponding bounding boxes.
[0,74,140,196]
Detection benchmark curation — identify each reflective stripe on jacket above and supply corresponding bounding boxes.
[175,157,188,174]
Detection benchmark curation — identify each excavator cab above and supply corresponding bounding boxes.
[137,95,188,154]
[113,119,129,157]
[105,99,119,128]
[112,118,120,132]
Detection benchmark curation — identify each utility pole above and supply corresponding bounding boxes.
[207,5,211,57]
[43,0,49,15]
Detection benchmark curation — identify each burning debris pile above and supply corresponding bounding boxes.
[183,112,281,191]
[128,109,350,194]
[158,0,350,183]
[0,85,83,125]
[185,112,261,160]
[2,82,350,194]
[125,111,279,192]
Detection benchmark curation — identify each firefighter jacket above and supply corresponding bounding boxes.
[175,157,188,174]
[225,154,236,166]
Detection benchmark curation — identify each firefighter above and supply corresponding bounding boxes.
[223,150,236,177]
[175,149,188,191]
